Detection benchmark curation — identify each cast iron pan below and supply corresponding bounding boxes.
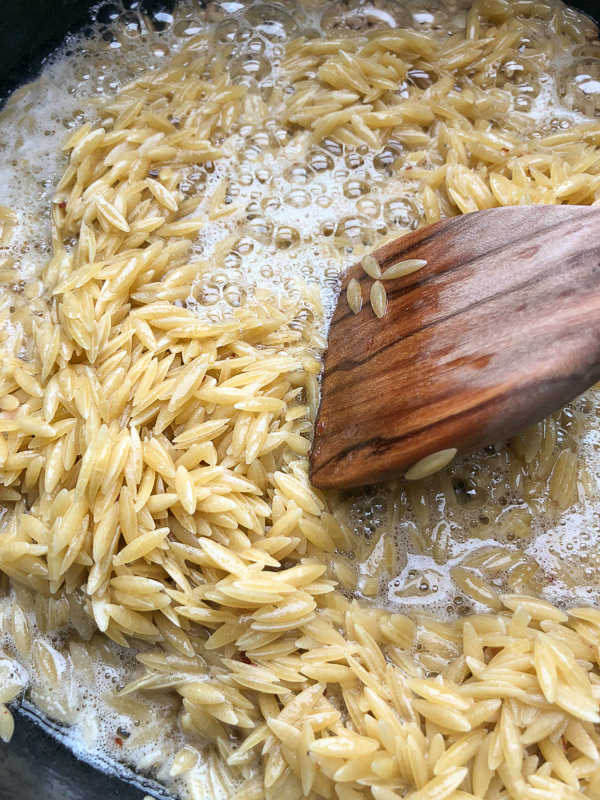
[1,0,600,797]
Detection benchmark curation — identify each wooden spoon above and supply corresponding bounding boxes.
[309,204,600,489]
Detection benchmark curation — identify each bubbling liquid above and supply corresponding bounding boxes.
[2,0,600,796]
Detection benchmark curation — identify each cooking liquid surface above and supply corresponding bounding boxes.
[2,0,600,795]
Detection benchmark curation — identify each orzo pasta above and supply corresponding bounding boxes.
[1,1,600,799]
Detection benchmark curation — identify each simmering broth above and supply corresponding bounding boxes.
[1,1,600,798]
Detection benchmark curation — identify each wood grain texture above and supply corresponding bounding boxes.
[310,205,600,489]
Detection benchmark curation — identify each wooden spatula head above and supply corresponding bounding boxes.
[310,205,600,489]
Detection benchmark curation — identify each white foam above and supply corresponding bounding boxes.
[1,0,600,796]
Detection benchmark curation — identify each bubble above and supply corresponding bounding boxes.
[300,264,315,280]
[383,197,419,229]
[558,57,600,113]
[125,59,146,73]
[335,215,371,245]
[234,237,254,255]
[275,225,300,249]
[249,130,271,150]
[501,59,525,81]
[452,476,490,511]
[407,67,433,89]
[343,178,369,198]
[224,284,247,306]
[356,196,380,217]
[248,216,273,242]
[309,151,334,173]
[245,200,261,218]
[273,127,294,146]
[255,167,271,184]
[243,140,263,168]
[178,179,193,196]
[285,188,311,208]
[408,0,454,28]
[345,152,364,169]
[120,12,142,39]
[284,164,314,185]
[321,0,413,33]
[374,145,401,173]
[98,31,122,51]
[559,406,579,434]
[151,45,170,59]
[231,54,271,81]
[247,37,266,55]
[514,96,533,111]
[148,9,174,32]
[244,4,299,41]
[211,272,228,287]
[321,138,343,156]
[262,195,281,212]
[174,20,204,37]
[95,3,121,25]
[289,305,314,330]
[74,66,92,82]
[216,18,242,43]
[194,282,219,306]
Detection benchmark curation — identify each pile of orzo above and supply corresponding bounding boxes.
[3,0,600,798]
